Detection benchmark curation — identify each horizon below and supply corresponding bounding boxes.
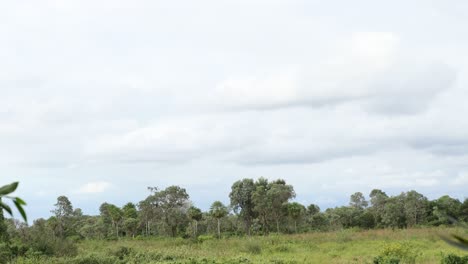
[2,0,468,221]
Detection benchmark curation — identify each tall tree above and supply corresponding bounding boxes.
[267,179,295,233]
[52,196,73,238]
[229,178,256,235]
[99,203,123,237]
[403,190,428,227]
[209,201,228,238]
[381,195,406,229]
[122,203,138,219]
[461,198,468,222]
[252,178,270,234]
[253,178,295,233]
[146,186,190,237]
[287,202,305,233]
[369,189,388,227]
[187,206,202,237]
[350,192,368,209]
[430,195,462,225]
[307,204,320,216]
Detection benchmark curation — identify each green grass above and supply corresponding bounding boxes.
[14,227,468,263]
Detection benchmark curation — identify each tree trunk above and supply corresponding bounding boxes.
[195,221,198,237]
[276,219,280,233]
[294,220,297,233]
[217,218,221,238]
[262,215,268,235]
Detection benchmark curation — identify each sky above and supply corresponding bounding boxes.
[1,0,468,221]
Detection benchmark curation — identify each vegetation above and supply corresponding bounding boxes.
[1,177,467,263]
[0,182,27,222]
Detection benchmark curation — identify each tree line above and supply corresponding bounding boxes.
[1,177,468,258]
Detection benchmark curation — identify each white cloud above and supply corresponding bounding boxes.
[76,181,111,194]
[1,0,468,219]
[451,172,468,186]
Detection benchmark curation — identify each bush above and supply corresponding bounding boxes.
[373,255,401,264]
[111,246,133,260]
[55,238,78,257]
[69,254,118,264]
[243,241,262,255]
[197,235,215,243]
[0,243,12,264]
[441,254,468,264]
[373,242,420,264]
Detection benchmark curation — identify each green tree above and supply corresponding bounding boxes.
[369,189,388,227]
[287,202,305,233]
[430,195,462,225]
[350,192,368,209]
[461,198,468,222]
[307,204,320,216]
[122,202,138,237]
[229,178,256,235]
[187,206,203,237]
[252,178,270,234]
[99,203,123,237]
[51,196,73,238]
[267,180,295,233]
[145,186,190,237]
[381,195,406,229]
[122,202,138,219]
[108,204,123,238]
[403,190,428,227]
[253,178,295,233]
[209,201,228,238]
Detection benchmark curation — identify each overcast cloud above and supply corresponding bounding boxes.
[1,0,468,220]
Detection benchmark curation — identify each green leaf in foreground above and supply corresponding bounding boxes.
[0,202,12,216]
[14,198,27,222]
[0,182,27,222]
[439,217,468,251]
[0,182,18,196]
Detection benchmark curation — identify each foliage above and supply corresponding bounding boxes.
[0,182,27,222]
[441,254,468,264]
[243,240,262,255]
[3,179,468,263]
[230,179,257,235]
[373,242,420,264]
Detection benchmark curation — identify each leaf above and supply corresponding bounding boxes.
[13,200,27,222]
[452,234,468,247]
[440,234,468,251]
[0,202,13,216]
[15,197,27,206]
[0,182,18,196]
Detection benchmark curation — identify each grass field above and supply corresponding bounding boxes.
[14,227,468,263]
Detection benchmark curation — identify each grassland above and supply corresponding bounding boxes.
[14,227,468,263]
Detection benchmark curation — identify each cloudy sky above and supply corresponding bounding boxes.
[1,0,468,220]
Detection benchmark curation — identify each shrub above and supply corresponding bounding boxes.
[373,255,401,264]
[441,254,468,264]
[197,235,215,243]
[0,243,12,264]
[243,241,262,255]
[69,254,118,264]
[373,242,420,264]
[111,246,133,260]
[54,238,78,257]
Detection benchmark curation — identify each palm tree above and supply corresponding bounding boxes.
[209,201,228,238]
